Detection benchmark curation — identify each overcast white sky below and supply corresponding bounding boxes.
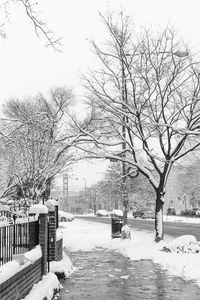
[1,0,200,187]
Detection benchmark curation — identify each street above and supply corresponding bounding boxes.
[77,216,200,240]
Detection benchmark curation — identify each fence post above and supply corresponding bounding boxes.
[45,199,59,229]
[29,205,48,275]
[38,213,48,275]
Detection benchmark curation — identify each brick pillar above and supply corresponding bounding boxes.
[38,214,48,275]
[48,210,56,261]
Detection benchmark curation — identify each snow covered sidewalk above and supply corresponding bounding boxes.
[23,218,200,299]
[60,218,200,287]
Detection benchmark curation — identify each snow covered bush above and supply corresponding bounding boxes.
[162,235,200,254]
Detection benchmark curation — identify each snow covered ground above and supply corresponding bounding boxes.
[7,216,200,299]
[59,218,200,287]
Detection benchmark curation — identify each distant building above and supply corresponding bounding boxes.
[165,165,200,214]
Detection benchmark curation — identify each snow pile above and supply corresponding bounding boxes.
[29,204,48,215]
[45,199,58,207]
[50,252,73,278]
[21,272,61,300]
[162,235,200,253]
[0,260,20,284]
[110,209,123,217]
[45,199,58,211]
[121,224,131,239]
[56,230,63,241]
[24,245,42,261]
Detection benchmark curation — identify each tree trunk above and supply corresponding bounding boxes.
[155,190,164,242]
[123,207,128,225]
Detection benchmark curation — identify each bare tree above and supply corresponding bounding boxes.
[0,0,61,50]
[0,87,82,203]
[75,11,200,241]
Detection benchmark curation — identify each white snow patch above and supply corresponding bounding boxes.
[108,274,115,277]
[21,272,61,300]
[0,261,20,284]
[56,230,63,241]
[120,275,129,279]
[45,199,58,207]
[110,209,123,217]
[24,245,42,262]
[162,235,200,253]
[29,204,48,214]
[50,252,73,278]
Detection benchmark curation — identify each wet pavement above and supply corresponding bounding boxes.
[58,247,200,300]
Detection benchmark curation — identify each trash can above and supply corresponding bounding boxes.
[111,214,123,238]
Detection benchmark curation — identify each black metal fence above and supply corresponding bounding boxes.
[0,218,39,266]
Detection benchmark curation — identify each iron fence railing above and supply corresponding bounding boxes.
[0,218,39,266]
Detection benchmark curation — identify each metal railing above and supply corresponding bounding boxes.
[0,218,39,266]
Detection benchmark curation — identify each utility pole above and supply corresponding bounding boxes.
[121,55,129,226]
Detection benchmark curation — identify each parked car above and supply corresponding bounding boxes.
[58,210,74,222]
[132,210,144,218]
[180,210,190,216]
[181,208,198,217]
[96,210,109,217]
[166,207,176,216]
[142,209,155,219]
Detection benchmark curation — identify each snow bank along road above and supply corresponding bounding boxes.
[78,215,200,240]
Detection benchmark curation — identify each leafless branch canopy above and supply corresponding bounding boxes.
[76,11,200,194]
[0,0,62,50]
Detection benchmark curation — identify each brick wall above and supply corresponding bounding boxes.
[0,258,42,300]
